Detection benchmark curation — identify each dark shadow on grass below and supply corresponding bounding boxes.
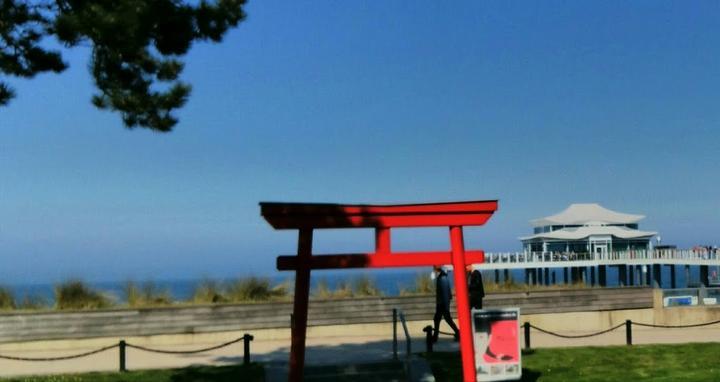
[212,336,459,365]
[520,368,542,382]
[168,364,263,382]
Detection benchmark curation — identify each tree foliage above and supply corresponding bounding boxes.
[1,0,246,131]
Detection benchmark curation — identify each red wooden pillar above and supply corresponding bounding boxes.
[289,229,313,382]
[450,226,476,382]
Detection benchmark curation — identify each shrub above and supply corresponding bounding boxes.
[125,281,173,307]
[0,287,15,310]
[55,280,112,310]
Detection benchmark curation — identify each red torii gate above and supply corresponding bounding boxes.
[261,200,498,382]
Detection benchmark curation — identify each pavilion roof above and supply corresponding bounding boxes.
[520,225,657,241]
[530,203,644,227]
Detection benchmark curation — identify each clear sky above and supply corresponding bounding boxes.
[1,1,719,284]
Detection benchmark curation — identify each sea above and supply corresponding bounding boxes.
[3,266,709,305]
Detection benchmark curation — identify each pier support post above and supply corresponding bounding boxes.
[537,268,543,285]
[544,268,550,286]
[645,265,651,286]
[629,266,634,286]
[494,269,500,284]
[563,268,569,284]
[653,264,662,288]
[590,267,596,286]
[504,269,510,282]
[619,265,627,287]
[525,269,530,285]
[599,265,607,287]
[670,265,676,289]
[685,265,691,287]
[700,266,709,287]
[551,271,556,285]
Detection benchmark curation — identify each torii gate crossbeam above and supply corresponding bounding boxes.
[261,200,498,382]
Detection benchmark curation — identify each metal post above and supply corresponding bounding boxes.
[625,320,632,346]
[243,333,254,365]
[423,325,434,353]
[450,226,477,382]
[289,229,313,382]
[119,340,126,372]
[524,322,531,350]
[393,308,398,360]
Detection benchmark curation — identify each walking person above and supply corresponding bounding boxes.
[433,266,459,342]
[467,265,485,310]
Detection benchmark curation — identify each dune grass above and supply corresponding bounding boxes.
[125,281,172,308]
[423,342,720,382]
[190,277,290,304]
[399,272,434,296]
[0,287,14,310]
[54,280,113,310]
[312,275,383,299]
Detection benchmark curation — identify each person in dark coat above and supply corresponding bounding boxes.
[467,265,485,310]
[433,266,459,342]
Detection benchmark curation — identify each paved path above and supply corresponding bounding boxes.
[2,324,720,377]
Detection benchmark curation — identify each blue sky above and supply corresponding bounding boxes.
[1,1,719,284]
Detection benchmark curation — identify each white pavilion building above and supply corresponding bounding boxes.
[520,203,657,256]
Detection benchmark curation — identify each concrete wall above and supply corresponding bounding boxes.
[0,287,653,343]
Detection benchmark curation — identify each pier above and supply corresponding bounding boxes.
[480,249,718,288]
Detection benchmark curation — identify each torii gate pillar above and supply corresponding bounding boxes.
[261,200,498,382]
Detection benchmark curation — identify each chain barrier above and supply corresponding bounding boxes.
[630,319,720,329]
[0,343,119,361]
[126,336,245,354]
[528,322,625,339]
[0,334,253,370]
[523,318,720,350]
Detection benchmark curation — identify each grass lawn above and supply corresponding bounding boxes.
[0,364,263,382]
[423,342,720,382]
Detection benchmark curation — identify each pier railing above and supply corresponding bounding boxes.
[483,249,720,268]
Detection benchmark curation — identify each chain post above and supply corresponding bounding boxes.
[119,340,127,372]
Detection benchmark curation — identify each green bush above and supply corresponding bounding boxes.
[0,287,15,310]
[55,280,112,310]
[125,281,173,307]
